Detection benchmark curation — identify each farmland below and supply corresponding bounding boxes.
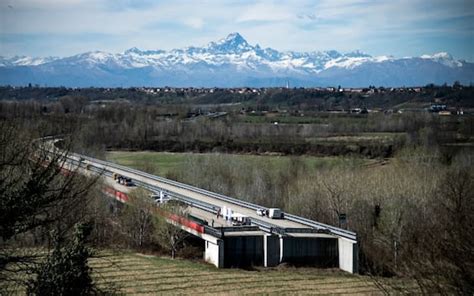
[2,251,417,295]
[90,251,415,295]
[105,151,374,177]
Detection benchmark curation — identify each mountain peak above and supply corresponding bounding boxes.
[421,52,461,67]
[223,32,246,43]
[208,32,251,53]
[421,52,453,60]
[124,47,142,55]
[345,50,371,58]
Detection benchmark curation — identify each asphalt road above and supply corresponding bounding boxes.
[84,157,310,230]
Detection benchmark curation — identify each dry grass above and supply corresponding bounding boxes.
[90,251,418,295]
[1,250,418,295]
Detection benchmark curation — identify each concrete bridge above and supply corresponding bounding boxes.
[64,152,358,273]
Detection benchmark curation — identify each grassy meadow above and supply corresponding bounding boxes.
[105,151,374,177]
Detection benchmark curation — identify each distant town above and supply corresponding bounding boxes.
[1,83,471,116]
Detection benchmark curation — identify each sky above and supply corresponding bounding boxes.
[1,0,473,61]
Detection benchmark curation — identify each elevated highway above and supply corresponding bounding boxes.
[55,147,358,273]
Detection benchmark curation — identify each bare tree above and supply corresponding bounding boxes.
[119,188,155,249]
[399,168,474,295]
[153,202,189,259]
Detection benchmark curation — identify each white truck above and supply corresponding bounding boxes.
[268,208,283,219]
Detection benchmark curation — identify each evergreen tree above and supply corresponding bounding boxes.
[27,224,95,296]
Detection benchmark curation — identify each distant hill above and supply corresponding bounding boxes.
[0,33,473,87]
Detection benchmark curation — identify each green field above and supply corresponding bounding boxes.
[106,151,372,177]
[106,151,190,176]
[238,114,327,124]
[306,132,406,144]
[90,251,415,295]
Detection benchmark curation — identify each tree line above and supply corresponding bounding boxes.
[1,99,472,159]
[1,84,473,109]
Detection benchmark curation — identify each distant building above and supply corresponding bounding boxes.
[438,111,452,116]
[429,104,447,113]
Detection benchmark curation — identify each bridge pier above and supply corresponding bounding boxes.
[263,234,280,267]
[338,237,358,273]
[204,239,224,268]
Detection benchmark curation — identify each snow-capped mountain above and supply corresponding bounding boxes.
[0,33,472,87]
[0,55,59,67]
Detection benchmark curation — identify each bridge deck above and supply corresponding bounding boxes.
[54,149,358,273]
[88,158,310,230]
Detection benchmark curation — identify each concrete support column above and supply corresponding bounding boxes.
[264,234,280,267]
[204,239,224,268]
[338,237,358,273]
[279,235,284,263]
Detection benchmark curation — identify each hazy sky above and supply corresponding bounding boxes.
[1,0,473,60]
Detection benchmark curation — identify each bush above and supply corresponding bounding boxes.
[27,224,95,296]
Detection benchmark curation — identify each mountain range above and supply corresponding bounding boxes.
[0,33,472,87]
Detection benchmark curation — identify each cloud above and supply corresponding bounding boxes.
[182,17,204,29]
[0,0,472,61]
[236,2,296,23]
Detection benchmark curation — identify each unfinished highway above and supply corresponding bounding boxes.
[60,150,358,273]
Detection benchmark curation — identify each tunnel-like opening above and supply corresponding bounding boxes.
[177,234,205,259]
[223,236,264,268]
[281,237,338,267]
